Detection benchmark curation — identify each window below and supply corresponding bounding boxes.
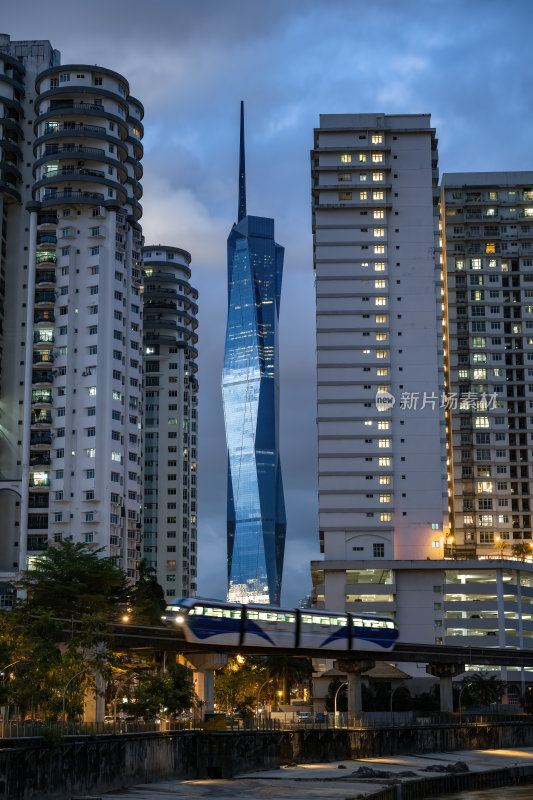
[372,134,383,144]
[372,172,384,182]
[340,154,351,163]
[380,513,391,521]
[373,543,385,558]
[358,153,367,162]
[378,439,390,448]
[111,451,121,462]
[90,247,99,256]
[374,228,385,238]
[374,245,385,254]
[379,494,391,503]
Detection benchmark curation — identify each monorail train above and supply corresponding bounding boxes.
[162,598,398,651]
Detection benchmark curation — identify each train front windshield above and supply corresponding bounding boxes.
[162,604,188,623]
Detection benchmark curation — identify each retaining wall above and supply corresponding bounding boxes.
[3,723,533,800]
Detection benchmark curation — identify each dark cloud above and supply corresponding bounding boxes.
[6,0,533,605]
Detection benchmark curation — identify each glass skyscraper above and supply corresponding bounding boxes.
[223,103,286,605]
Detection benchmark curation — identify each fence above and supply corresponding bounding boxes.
[0,711,531,739]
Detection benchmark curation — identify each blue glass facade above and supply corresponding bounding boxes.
[223,214,286,605]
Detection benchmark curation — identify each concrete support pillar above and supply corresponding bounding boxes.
[183,653,227,722]
[84,671,105,723]
[426,662,465,713]
[335,659,375,726]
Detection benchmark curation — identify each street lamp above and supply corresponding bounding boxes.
[61,668,88,725]
[458,680,472,723]
[334,681,347,728]
[256,678,272,718]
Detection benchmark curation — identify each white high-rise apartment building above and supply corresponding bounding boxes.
[441,172,533,558]
[311,113,448,615]
[142,245,199,599]
[0,35,144,580]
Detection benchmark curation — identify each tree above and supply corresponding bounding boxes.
[494,538,508,558]
[126,663,195,719]
[214,657,268,713]
[511,542,532,562]
[263,656,312,704]
[128,560,166,625]
[325,678,347,712]
[460,672,506,709]
[17,539,129,620]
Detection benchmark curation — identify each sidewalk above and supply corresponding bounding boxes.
[102,747,533,798]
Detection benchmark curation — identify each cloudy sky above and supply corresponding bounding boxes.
[7,0,533,605]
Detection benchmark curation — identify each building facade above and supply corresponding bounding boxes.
[142,245,198,599]
[311,113,447,571]
[223,103,286,605]
[0,35,144,579]
[441,172,533,559]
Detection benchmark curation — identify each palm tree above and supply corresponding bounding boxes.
[461,672,506,709]
[264,656,312,704]
[494,537,508,558]
[511,542,532,562]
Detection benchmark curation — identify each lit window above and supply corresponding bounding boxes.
[374,245,385,254]
[338,191,352,201]
[373,191,384,200]
[377,421,390,430]
[379,476,390,484]
[360,191,367,200]
[376,333,387,341]
[486,243,496,254]
[374,262,385,271]
[372,172,384,182]
[380,513,391,521]
[376,315,387,323]
[375,297,387,306]
[374,228,385,238]
[85,448,95,458]
[378,457,391,466]
[378,439,390,448]
[358,153,367,162]
[111,451,121,462]
[374,209,384,219]
[375,279,386,288]
[372,134,383,144]
[360,174,367,182]
[364,420,373,426]
[432,541,440,548]
[379,494,391,503]
[372,153,383,163]
[377,368,388,376]
[376,350,388,359]
[475,416,489,428]
[88,386,96,396]
[340,154,352,163]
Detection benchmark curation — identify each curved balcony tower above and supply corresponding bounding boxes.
[18,63,145,575]
[142,245,199,599]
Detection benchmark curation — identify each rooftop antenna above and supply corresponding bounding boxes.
[238,100,246,222]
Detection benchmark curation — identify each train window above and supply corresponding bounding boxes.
[332,617,348,626]
[301,615,315,625]
[194,605,241,619]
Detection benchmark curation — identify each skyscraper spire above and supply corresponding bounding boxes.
[238,100,246,222]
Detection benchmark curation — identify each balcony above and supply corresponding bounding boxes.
[31,391,52,405]
[44,144,106,158]
[32,350,54,366]
[46,102,108,115]
[30,431,52,447]
[31,411,52,425]
[35,271,56,285]
[41,189,104,204]
[34,311,55,324]
[32,370,53,384]
[30,452,51,467]
[27,514,48,530]
[29,474,50,488]
[33,331,54,345]
[29,494,49,509]
[42,166,105,180]
[37,214,58,226]
[34,291,55,306]
[27,535,48,549]
[35,252,57,265]
[36,233,57,246]
[44,121,106,136]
